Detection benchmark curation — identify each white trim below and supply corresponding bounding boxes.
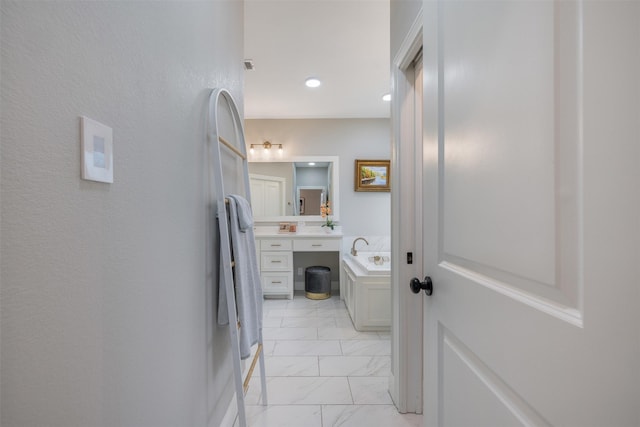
[220,393,238,427]
[390,8,424,414]
[249,173,286,182]
[442,328,553,427]
[440,261,584,327]
[249,156,340,223]
[393,9,425,69]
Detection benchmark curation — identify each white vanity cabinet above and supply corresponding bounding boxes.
[258,238,294,299]
[255,229,343,300]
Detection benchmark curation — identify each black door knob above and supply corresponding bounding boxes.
[410,276,433,295]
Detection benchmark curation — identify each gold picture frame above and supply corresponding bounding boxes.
[355,159,390,192]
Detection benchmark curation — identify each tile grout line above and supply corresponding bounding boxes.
[247,296,407,425]
[346,376,355,405]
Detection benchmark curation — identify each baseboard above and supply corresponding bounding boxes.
[388,371,398,409]
[220,393,238,427]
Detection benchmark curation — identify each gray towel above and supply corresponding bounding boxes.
[233,195,254,231]
[217,194,263,359]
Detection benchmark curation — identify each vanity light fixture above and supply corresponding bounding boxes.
[305,77,321,88]
[249,141,283,153]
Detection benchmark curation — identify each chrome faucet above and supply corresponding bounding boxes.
[351,237,369,256]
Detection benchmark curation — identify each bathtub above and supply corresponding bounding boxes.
[341,252,391,331]
[348,251,391,275]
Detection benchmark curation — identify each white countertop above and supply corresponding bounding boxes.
[253,226,343,238]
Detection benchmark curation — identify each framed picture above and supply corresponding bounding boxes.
[279,222,291,232]
[355,159,390,192]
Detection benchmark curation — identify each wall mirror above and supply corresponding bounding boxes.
[248,156,340,223]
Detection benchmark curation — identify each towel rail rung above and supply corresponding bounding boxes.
[243,343,262,394]
[219,136,247,160]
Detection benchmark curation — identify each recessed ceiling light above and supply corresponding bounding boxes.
[382,93,391,102]
[305,78,321,88]
[308,162,316,166]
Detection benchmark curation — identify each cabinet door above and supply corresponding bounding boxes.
[260,251,293,272]
[261,272,292,296]
[293,239,340,252]
[260,239,293,251]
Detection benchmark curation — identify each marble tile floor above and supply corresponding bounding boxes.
[236,293,422,427]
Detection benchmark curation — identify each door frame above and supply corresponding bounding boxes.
[389,8,424,414]
[296,186,328,216]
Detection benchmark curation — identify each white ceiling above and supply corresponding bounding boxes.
[244,0,390,119]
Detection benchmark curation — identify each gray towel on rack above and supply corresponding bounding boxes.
[233,195,254,231]
[217,194,263,360]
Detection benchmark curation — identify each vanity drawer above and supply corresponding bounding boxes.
[260,251,293,271]
[260,239,293,251]
[293,239,341,252]
[261,272,293,295]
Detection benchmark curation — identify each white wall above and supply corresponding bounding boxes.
[1,2,242,426]
[245,119,391,237]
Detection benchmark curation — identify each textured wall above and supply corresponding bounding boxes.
[1,2,242,426]
[245,119,391,237]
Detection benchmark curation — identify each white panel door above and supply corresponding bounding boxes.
[250,179,266,216]
[420,1,639,426]
[263,180,283,216]
[249,174,285,217]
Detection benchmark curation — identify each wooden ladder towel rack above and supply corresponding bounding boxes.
[209,88,267,427]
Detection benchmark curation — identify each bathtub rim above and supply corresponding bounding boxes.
[344,252,391,276]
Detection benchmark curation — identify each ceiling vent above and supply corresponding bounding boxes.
[243,59,255,71]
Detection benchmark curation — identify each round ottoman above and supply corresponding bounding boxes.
[305,266,331,300]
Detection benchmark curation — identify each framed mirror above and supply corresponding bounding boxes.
[248,156,340,223]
